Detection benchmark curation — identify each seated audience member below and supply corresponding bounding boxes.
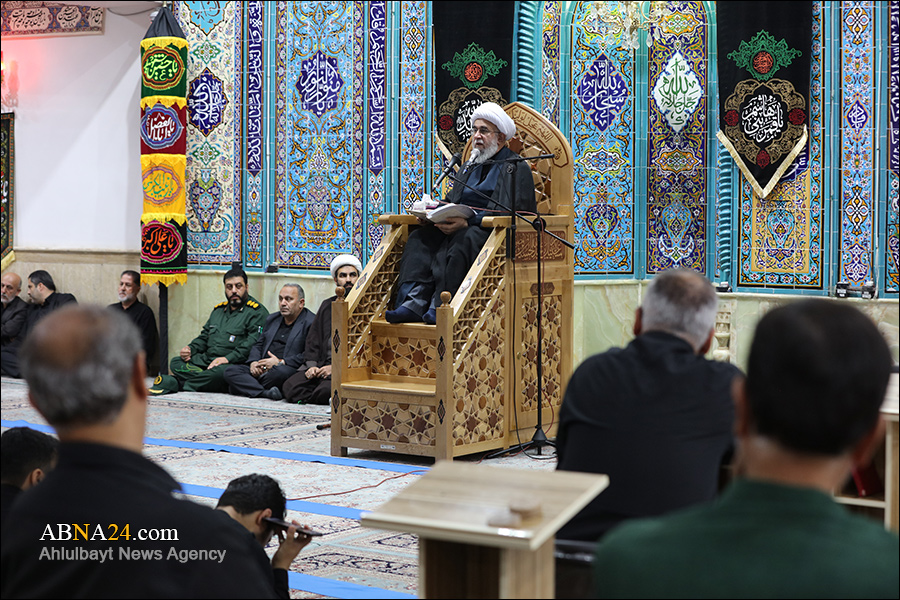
[170,267,267,393]
[0,306,278,598]
[0,427,58,529]
[216,474,313,599]
[108,270,159,373]
[2,270,78,378]
[25,269,77,318]
[224,284,315,400]
[556,268,741,542]
[283,255,360,405]
[385,101,536,324]
[593,299,898,598]
[1,272,28,377]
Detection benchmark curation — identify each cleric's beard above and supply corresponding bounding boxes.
[472,138,499,164]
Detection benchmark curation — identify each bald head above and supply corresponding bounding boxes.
[20,305,142,429]
[1,272,22,306]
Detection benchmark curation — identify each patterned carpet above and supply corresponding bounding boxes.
[1,376,558,599]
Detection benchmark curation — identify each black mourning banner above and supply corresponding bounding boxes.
[1,113,13,271]
[140,220,188,285]
[717,1,812,198]
[433,1,514,155]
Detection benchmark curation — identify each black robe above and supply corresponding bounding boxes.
[394,146,536,314]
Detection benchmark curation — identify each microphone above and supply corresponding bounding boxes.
[432,153,462,191]
[458,148,481,177]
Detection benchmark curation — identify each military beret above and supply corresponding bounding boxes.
[148,374,179,396]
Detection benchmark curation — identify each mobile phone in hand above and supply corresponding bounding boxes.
[263,517,323,537]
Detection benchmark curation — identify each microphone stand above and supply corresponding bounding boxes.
[432,154,573,252]
[449,152,573,460]
[485,154,575,459]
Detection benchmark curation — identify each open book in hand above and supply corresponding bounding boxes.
[409,194,475,224]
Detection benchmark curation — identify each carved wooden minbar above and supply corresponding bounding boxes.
[331,103,575,460]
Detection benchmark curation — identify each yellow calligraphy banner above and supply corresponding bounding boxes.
[140,154,187,225]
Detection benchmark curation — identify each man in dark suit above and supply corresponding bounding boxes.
[1,270,77,378]
[224,284,315,400]
[1,273,28,377]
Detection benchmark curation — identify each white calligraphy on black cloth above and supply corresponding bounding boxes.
[741,93,784,144]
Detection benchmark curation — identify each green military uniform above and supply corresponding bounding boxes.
[592,479,899,598]
[170,296,267,393]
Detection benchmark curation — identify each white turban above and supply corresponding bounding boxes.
[330,254,362,279]
[471,102,516,140]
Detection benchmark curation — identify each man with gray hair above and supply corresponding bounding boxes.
[223,283,315,400]
[0,306,278,598]
[1,272,27,377]
[555,268,741,543]
[2,270,77,378]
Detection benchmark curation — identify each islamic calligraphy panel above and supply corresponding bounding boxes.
[541,1,561,127]
[1,2,104,37]
[652,51,702,134]
[571,1,634,274]
[176,1,242,264]
[887,0,899,292]
[188,68,227,137]
[647,1,707,274]
[366,1,388,252]
[398,1,428,212]
[839,0,875,287]
[245,1,264,267]
[739,1,823,288]
[351,1,365,258]
[274,1,364,269]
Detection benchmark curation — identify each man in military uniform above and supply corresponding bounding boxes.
[170,268,267,393]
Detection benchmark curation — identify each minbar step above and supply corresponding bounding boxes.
[341,378,435,397]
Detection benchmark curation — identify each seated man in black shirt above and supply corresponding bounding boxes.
[108,270,158,373]
[1,306,278,598]
[556,268,741,542]
[2,270,77,378]
[1,272,28,377]
[0,427,58,529]
[216,474,313,599]
[282,255,361,406]
[224,284,315,400]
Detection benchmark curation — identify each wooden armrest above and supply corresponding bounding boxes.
[378,214,419,225]
[480,216,513,228]
[481,214,569,228]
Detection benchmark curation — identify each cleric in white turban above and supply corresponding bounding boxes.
[470,102,517,141]
[385,101,537,325]
[329,254,362,280]
[280,253,361,406]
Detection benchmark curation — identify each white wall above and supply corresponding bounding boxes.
[3,9,150,251]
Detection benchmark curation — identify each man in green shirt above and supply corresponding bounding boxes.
[593,299,898,599]
[170,268,267,393]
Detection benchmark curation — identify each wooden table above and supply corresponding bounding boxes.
[360,461,608,599]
